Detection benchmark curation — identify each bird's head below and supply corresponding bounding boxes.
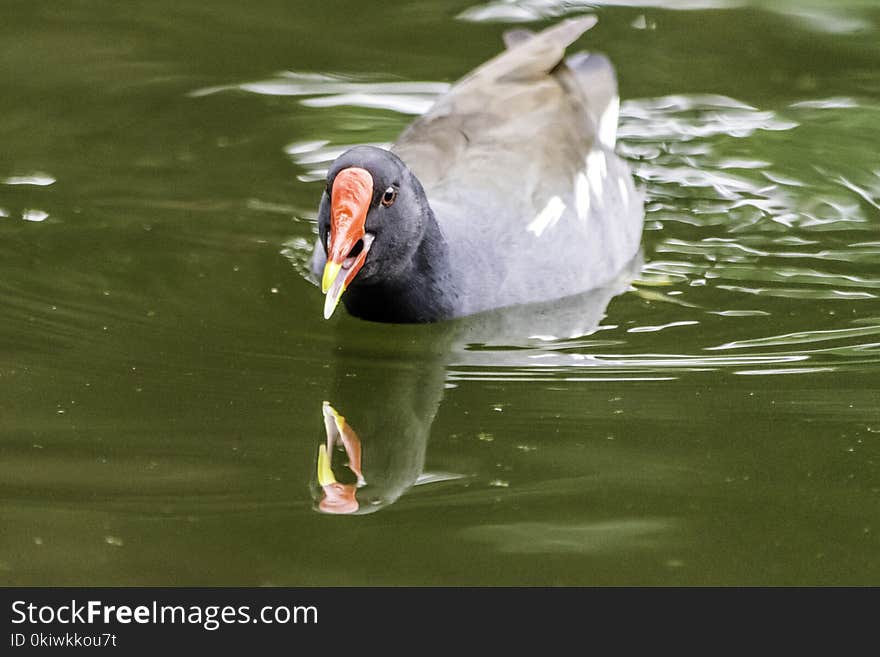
[317,146,429,319]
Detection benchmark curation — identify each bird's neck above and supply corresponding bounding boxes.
[343,211,459,323]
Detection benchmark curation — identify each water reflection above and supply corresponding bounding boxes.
[2,0,879,584]
[309,334,444,515]
[311,256,642,514]
[457,0,875,36]
[315,402,366,514]
[238,56,880,517]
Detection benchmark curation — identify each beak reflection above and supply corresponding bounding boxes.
[315,401,365,515]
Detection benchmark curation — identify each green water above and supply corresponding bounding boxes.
[2,0,879,585]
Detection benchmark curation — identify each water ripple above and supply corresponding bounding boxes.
[257,64,880,381]
[283,140,391,183]
[708,325,880,351]
[456,0,875,35]
[191,70,448,115]
[3,173,55,186]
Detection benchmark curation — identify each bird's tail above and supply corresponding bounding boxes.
[501,18,620,149]
[563,52,620,149]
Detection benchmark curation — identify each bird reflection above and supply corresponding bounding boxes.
[315,402,365,514]
[309,314,448,515]
[310,253,643,515]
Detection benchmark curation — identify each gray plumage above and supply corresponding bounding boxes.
[313,17,643,320]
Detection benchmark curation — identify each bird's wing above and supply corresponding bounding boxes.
[392,16,642,312]
[392,16,600,192]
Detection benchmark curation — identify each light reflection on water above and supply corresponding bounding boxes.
[2,0,879,583]
[238,69,880,384]
[256,40,880,525]
[457,0,876,35]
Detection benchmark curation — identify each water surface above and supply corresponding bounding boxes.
[1,0,879,585]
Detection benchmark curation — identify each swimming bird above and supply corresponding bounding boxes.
[310,16,643,323]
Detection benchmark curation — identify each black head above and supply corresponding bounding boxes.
[317,145,432,318]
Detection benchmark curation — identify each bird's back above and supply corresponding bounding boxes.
[392,17,643,317]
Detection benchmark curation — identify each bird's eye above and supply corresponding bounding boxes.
[381,186,398,207]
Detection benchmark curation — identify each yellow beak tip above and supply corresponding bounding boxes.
[317,444,336,486]
[321,261,342,294]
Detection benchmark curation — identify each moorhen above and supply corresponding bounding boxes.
[311,16,643,323]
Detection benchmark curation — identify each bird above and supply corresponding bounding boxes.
[310,16,643,323]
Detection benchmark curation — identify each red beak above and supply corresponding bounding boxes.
[321,167,374,319]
